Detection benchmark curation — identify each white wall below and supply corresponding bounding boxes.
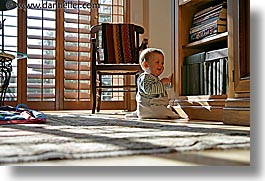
[148,0,173,78]
[130,0,173,78]
[130,0,144,27]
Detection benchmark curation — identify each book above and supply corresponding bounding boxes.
[199,62,205,95]
[183,52,205,95]
[186,64,191,95]
[182,50,228,96]
[190,24,226,42]
[205,48,228,61]
[193,1,227,20]
[204,62,209,95]
[222,58,228,94]
[192,10,227,28]
[190,1,227,42]
[190,64,195,95]
[219,58,224,95]
[184,52,206,64]
[190,19,227,34]
[193,63,200,95]
[182,64,187,95]
[212,60,217,95]
[216,60,221,95]
[208,61,213,95]
[205,48,228,95]
[220,58,227,95]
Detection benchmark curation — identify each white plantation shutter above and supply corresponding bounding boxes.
[27,0,56,101]
[63,0,91,101]
[63,0,126,103]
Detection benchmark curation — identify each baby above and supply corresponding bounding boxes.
[127,48,179,119]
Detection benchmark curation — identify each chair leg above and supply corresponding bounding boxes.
[92,71,97,114]
[97,73,102,112]
[97,89,102,112]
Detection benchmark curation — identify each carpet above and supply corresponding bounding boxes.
[0,113,250,164]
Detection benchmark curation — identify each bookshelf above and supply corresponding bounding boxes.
[173,0,250,125]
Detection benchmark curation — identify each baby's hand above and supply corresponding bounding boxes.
[161,78,171,86]
[168,73,173,83]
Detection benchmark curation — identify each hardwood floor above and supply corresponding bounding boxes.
[4,110,250,166]
[5,149,249,166]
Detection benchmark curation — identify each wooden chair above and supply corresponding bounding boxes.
[90,23,148,114]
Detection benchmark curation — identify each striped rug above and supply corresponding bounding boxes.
[0,113,250,164]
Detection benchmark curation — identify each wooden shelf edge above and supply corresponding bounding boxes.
[183,32,228,49]
[179,0,214,6]
[179,0,191,5]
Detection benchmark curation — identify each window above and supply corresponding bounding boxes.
[27,0,56,101]
[64,0,91,102]
[2,0,127,110]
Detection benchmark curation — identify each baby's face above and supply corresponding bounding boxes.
[147,53,164,77]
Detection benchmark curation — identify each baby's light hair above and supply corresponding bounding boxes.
[139,48,165,71]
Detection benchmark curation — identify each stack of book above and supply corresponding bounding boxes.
[182,48,228,96]
[190,1,227,42]
[204,48,228,95]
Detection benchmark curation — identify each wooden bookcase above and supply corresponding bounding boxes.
[173,0,250,125]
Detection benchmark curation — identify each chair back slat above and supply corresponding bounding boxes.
[102,23,137,64]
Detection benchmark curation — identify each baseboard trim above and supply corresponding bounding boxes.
[223,98,250,126]
[223,108,250,126]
